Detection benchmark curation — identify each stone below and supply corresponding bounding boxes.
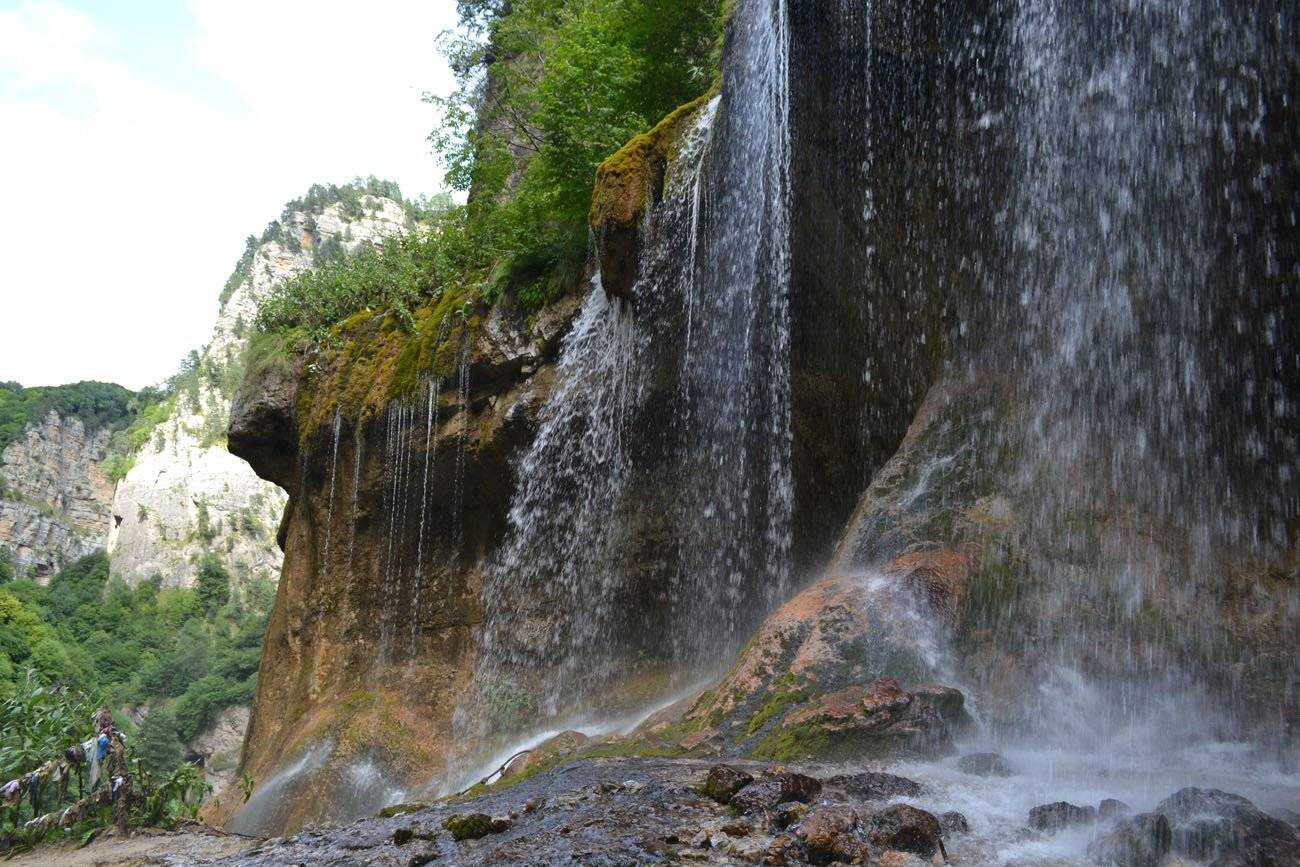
[912,684,970,729]
[775,802,808,829]
[866,803,945,858]
[1098,798,1131,820]
[796,805,870,865]
[771,677,954,761]
[1028,801,1097,833]
[957,751,1013,777]
[701,765,754,804]
[939,810,970,834]
[1156,787,1300,865]
[731,773,823,814]
[825,770,924,800]
[443,812,511,841]
[1086,813,1172,867]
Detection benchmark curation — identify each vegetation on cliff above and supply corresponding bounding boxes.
[0,381,146,456]
[250,0,725,388]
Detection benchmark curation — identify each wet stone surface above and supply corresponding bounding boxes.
[200,757,961,866]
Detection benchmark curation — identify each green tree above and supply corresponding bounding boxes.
[195,555,231,615]
[0,549,14,583]
[136,707,184,776]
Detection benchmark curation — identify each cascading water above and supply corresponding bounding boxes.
[476,0,794,723]
[977,0,1299,743]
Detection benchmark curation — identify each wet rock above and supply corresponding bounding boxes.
[701,765,754,804]
[731,772,823,814]
[1028,801,1097,832]
[824,770,924,800]
[503,730,589,779]
[1086,812,1172,867]
[376,802,427,819]
[442,812,511,841]
[913,684,971,730]
[1156,786,1300,865]
[1273,807,1300,828]
[680,728,723,753]
[958,751,1013,777]
[866,803,945,857]
[939,810,970,834]
[763,832,802,865]
[1098,798,1131,820]
[796,805,871,865]
[771,676,954,761]
[775,801,809,829]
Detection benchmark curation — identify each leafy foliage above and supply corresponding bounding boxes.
[253,0,724,343]
[0,553,273,776]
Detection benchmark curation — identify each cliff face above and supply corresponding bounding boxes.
[224,0,1298,836]
[0,411,114,577]
[222,294,580,833]
[107,197,410,588]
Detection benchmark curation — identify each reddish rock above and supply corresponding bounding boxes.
[796,805,871,865]
[866,803,945,857]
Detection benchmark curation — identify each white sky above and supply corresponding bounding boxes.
[0,0,460,390]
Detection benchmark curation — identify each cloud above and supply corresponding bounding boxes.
[0,0,458,389]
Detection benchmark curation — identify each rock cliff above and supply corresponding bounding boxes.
[0,411,114,577]
[107,196,411,588]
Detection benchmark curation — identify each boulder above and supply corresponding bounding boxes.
[1028,801,1097,832]
[701,765,754,804]
[731,773,823,814]
[1087,813,1172,867]
[866,803,945,857]
[939,810,970,834]
[1156,787,1300,866]
[796,805,871,865]
[957,751,1013,777]
[769,676,953,761]
[912,684,971,730]
[824,770,923,800]
[1098,798,1131,820]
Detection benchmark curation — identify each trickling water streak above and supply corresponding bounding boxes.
[450,340,471,556]
[411,377,441,658]
[346,431,363,580]
[321,407,342,579]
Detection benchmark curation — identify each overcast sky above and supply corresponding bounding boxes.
[0,0,459,390]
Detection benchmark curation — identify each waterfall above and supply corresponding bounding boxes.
[969,0,1297,741]
[477,0,794,721]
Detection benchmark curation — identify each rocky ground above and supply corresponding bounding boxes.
[24,752,1299,866]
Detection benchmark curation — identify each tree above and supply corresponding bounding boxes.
[195,555,231,615]
[0,549,14,583]
[136,707,184,776]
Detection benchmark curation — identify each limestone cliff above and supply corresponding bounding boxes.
[0,411,114,577]
[107,196,411,588]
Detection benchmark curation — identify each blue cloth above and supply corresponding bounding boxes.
[97,733,109,762]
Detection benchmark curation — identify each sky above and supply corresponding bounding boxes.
[0,0,460,390]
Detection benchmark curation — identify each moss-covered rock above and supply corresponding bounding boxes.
[443,812,510,840]
[589,90,716,300]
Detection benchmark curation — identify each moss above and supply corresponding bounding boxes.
[744,675,808,736]
[752,721,907,763]
[588,88,718,234]
[443,812,497,841]
[294,282,482,448]
[377,802,427,818]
